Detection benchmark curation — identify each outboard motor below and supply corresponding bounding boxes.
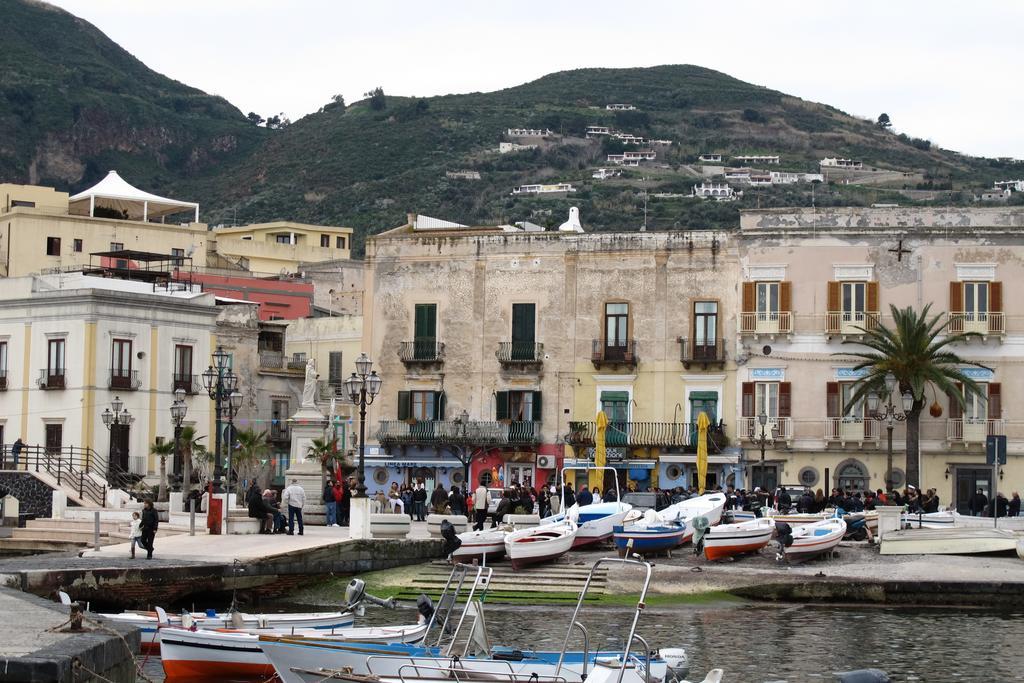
[691,516,711,555]
[835,669,890,683]
[775,521,794,548]
[659,648,690,682]
[416,593,435,623]
[344,578,397,611]
[440,519,462,557]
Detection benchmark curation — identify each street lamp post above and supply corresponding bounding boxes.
[751,410,772,491]
[101,396,134,485]
[201,346,240,493]
[342,353,382,498]
[170,388,187,491]
[867,372,913,492]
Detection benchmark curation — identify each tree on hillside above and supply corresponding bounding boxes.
[840,304,985,488]
[247,112,264,126]
[365,87,387,111]
[877,113,892,129]
[332,94,345,107]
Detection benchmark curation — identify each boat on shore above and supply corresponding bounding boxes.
[783,518,846,562]
[542,501,632,548]
[659,492,727,543]
[453,527,508,563]
[505,520,578,569]
[903,510,1024,531]
[160,622,428,680]
[612,513,688,556]
[703,518,775,561]
[880,527,1020,555]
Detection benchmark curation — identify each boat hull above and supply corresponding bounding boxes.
[504,521,577,569]
[785,519,846,562]
[703,520,774,561]
[573,509,630,547]
[612,524,687,554]
[453,529,507,563]
[880,527,1019,555]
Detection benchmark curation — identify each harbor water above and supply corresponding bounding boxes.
[149,599,1024,683]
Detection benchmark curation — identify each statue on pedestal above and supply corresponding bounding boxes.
[301,358,318,408]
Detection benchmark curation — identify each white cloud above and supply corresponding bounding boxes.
[47,0,1024,157]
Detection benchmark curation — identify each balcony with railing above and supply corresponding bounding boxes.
[948,311,1004,338]
[318,380,356,402]
[679,338,725,369]
[173,373,202,395]
[825,311,880,336]
[947,418,1004,444]
[38,368,66,390]
[566,420,695,448]
[399,341,445,365]
[108,368,141,391]
[496,341,544,366]
[824,417,880,444]
[737,415,793,444]
[591,339,637,369]
[739,311,793,336]
[376,419,540,446]
[259,350,285,370]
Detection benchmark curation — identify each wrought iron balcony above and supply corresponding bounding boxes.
[738,312,793,336]
[947,418,1004,444]
[173,374,202,395]
[825,311,880,336]
[38,369,66,390]
[496,341,544,365]
[258,350,285,369]
[399,341,445,364]
[318,380,355,402]
[679,337,725,369]
[591,339,637,368]
[109,369,141,391]
[948,312,1004,337]
[566,420,695,448]
[376,419,540,446]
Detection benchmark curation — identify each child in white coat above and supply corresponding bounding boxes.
[129,511,142,559]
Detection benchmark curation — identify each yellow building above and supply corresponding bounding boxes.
[213,221,354,275]
[0,173,209,277]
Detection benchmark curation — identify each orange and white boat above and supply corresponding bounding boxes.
[160,621,428,680]
[702,518,774,561]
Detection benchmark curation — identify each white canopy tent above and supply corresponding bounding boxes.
[69,170,199,223]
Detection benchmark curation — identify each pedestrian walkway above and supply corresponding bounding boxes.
[78,520,434,563]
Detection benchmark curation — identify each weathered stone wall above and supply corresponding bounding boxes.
[0,472,54,519]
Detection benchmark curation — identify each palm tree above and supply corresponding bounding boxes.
[308,436,355,490]
[841,304,986,487]
[150,439,175,502]
[233,428,272,493]
[176,426,206,496]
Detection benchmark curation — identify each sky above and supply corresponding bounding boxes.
[48,0,1024,158]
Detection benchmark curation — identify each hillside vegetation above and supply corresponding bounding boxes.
[1,1,1020,252]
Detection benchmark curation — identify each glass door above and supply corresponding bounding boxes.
[601,391,629,447]
[604,303,629,360]
[955,468,992,515]
[689,392,718,448]
[963,282,989,334]
[964,385,988,442]
[694,302,718,360]
[840,383,865,440]
[841,282,866,333]
[756,283,779,333]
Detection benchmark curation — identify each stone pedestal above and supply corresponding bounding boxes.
[1,495,19,527]
[51,491,67,519]
[876,505,904,542]
[349,496,373,539]
[169,492,183,515]
[285,406,330,525]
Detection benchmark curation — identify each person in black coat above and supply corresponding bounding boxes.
[491,491,512,527]
[247,481,273,533]
[562,485,575,509]
[412,484,427,521]
[576,485,593,507]
[1010,492,1021,517]
[140,499,159,559]
[969,488,989,517]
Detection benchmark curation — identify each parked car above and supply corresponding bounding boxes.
[621,491,671,513]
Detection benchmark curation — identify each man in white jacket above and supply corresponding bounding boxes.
[282,479,306,535]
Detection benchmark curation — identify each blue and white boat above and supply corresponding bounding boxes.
[613,492,726,553]
[542,501,632,548]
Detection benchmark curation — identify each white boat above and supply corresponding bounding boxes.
[160,622,428,680]
[904,510,1024,531]
[543,501,632,547]
[505,520,578,569]
[783,517,846,562]
[453,527,508,563]
[880,527,1020,555]
[655,492,727,543]
[703,518,775,561]
[96,606,353,652]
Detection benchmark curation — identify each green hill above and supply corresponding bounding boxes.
[0,0,264,191]
[1,1,1020,253]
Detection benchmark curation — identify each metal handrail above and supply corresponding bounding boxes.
[2,444,106,506]
[108,368,141,390]
[573,621,590,681]
[399,341,445,363]
[629,634,652,683]
[590,339,637,364]
[566,420,693,448]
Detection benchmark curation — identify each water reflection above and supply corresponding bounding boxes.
[151,601,1024,682]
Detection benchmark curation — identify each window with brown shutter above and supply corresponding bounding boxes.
[826,382,840,418]
[948,383,963,419]
[742,282,755,313]
[990,282,1002,312]
[779,282,792,313]
[988,383,1001,419]
[866,282,879,312]
[779,382,792,417]
[827,282,841,313]
[741,382,754,417]
[949,282,963,313]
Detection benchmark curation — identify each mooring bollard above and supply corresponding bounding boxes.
[189,498,196,536]
[69,602,84,631]
[93,510,100,551]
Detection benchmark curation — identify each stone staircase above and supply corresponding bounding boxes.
[0,516,190,556]
[399,559,609,604]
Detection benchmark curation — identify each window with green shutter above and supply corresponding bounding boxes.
[414,304,437,360]
[511,303,536,359]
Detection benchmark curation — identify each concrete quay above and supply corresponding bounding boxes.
[0,586,139,683]
[0,525,443,608]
